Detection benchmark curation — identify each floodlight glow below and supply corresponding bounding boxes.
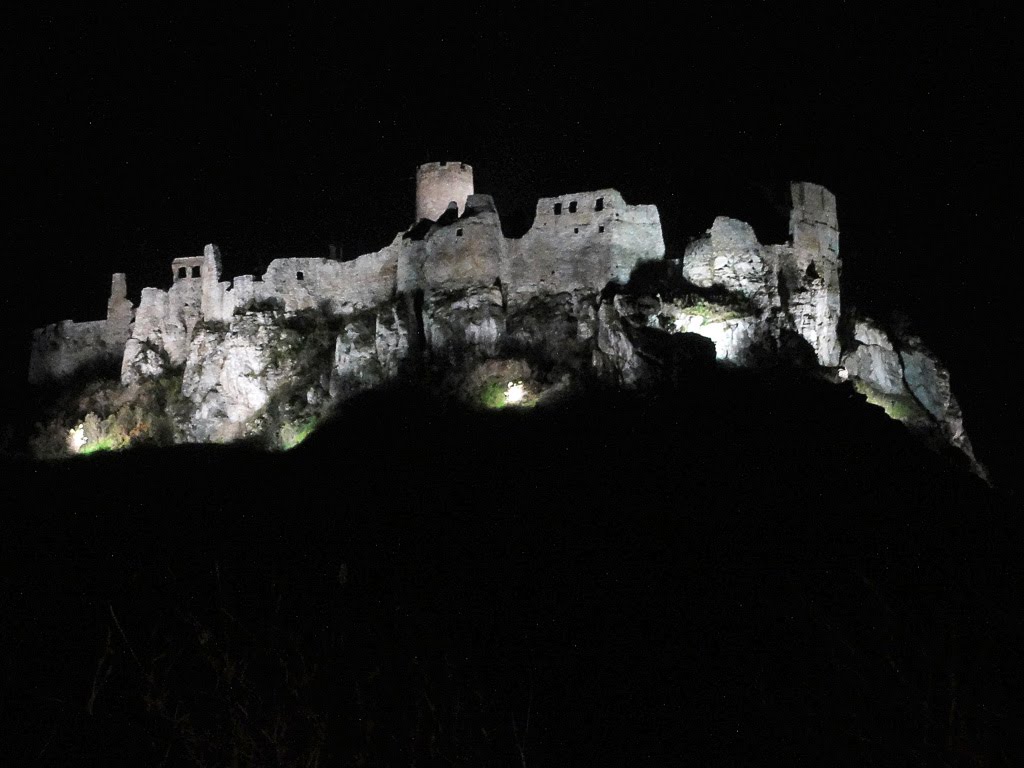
[505,381,526,405]
[68,424,87,453]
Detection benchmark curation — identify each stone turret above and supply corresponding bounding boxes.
[415,161,474,222]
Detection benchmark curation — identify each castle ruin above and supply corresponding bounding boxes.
[26,166,896,443]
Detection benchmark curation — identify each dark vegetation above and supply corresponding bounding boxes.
[3,367,1021,766]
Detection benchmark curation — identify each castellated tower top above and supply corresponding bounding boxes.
[415,161,474,222]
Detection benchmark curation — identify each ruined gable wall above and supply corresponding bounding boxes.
[503,189,664,308]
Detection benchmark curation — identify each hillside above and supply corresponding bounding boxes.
[3,368,1020,766]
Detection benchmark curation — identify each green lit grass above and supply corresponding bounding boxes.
[279,418,319,450]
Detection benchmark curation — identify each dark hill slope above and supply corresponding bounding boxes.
[3,368,1021,766]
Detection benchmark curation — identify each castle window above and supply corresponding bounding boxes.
[553,203,562,215]
[297,271,305,281]
[574,227,579,234]
[595,197,604,211]
[178,267,187,279]
[456,228,464,237]
[599,225,605,233]
[192,266,201,278]
[569,201,578,213]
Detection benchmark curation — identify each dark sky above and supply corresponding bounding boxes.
[4,6,1019,483]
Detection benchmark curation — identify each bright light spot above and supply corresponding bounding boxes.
[505,381,526,405]
[67,424,87,453]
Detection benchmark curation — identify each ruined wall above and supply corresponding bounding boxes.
[29,273,134,384]
[780,182,841,367]
[415,161,474,222]
[421,194,505,296]
[681,217,780,310]
[504,189,664,308]
[679,183,841,367]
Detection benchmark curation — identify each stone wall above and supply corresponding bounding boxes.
[679,183,841,367]
[421,194,505,296]
[41,186,667,388]
[29,273,133,384]
[785,182,841,367]
[504,189,664,308]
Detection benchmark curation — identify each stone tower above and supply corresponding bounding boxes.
[785,181,842,367]
[415,161,474,222]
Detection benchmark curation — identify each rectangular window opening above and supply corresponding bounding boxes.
[553,202,562,215]
[177,267,187,279]
[599,225,605,233]
[296,271,305,281]
[574,227,579,234]
[191,266,201,278]
[595,197,604,211]
[456,228,464,237]
[569,201,578,213]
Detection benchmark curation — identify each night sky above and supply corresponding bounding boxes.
[4,6,1019,485]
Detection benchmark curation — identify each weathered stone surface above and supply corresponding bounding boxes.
[331,314,384,398]
[670,314,760,365]
[415,161,474,222]
[505,189,664,308]
[681,218,777,309]
[181,312,333,443]
[786,182,841,367]
[592,297,647,387]
[895,333,977,463]
[505,292,597,365]
[29,273,134,384]
[841,319,904,395]
[421,195,505,295]
[680,183,842,369]
[423,287,505,363]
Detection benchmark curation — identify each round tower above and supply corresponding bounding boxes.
[415,161,474,222]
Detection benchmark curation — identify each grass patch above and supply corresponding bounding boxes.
[279,417,319,450]
[853,380,929,424]
[679,299,746,323]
